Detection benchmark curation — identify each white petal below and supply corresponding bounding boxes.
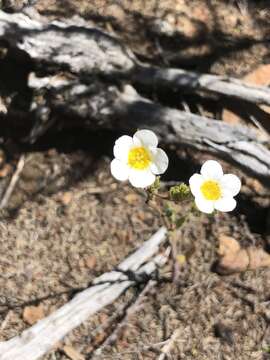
[214,197,236,212]
[133,129,158,148]
[201,160,223,180]
[113,135,133,162]
[189,173,204,197]
[195,196,215,214]
[128,169,155,188]
[150,148,169,175]
[110,159,129,181]
[220,174,241,197]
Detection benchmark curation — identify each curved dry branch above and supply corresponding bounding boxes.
[0,10,135,76]
[0,10,269,186]
[35,82,269,186]
[135,66,270,106]
[1,11,270,106]
[106,86,270,187]
[0,227,168,360]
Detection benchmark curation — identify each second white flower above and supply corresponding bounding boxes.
[189,160,241,214]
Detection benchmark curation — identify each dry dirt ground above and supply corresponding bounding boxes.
[0,1,270,359]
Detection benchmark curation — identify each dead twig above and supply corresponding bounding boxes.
[3,11,270,107]
[0,228,168,360]
[158,328,181,360]
[92,279,158,357]
[0,155,25,210]
[136,66,270,107]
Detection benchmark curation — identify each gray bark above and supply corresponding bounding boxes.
[96,86,270,187]
[0,10,269,186]
[0,227,168,360]
[135,66,270,106]
[1,11,270,105]
[29,80,270,187]
[0,10,135,76]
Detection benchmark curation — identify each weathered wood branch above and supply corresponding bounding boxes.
[0,10,270,186]
[135,66,270,106]
[0,227,168,360]
[1,10,270,106]
[92,280,157,357]
[93,86,270,187]
[0,10,135,76]
[28,81,270,186]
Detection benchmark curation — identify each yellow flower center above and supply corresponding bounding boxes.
[128,147,151,170]
[200,180,221,201]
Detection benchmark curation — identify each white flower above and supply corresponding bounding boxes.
[110,129,169,188]
[189,160,241,214]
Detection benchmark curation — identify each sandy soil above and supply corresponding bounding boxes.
[0,1,270,359]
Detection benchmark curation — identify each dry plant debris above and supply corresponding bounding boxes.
[62,345,85,360]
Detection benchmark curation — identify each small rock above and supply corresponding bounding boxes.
[60,192,73,205]
[218,234,240,256]
[23,304,45,325]
[244,64,270,86]
[85,255,97,269]
[216,234,270,274]
[0,164,12,178]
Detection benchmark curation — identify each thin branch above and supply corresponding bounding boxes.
[135,66,270,106]
[92,279,158,358]
[27,82,270,186]
[1,11,270,107]
[0,227,168,360]
[0,155,25,210]
[158,328,181,360]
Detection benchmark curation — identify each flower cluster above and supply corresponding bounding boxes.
[111,129,241,214]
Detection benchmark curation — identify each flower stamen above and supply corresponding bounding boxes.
[201,180,221,201]
[128,147,151,170]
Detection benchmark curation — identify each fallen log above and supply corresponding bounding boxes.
[135,66,270,106]
[0,10,135,76]
[88,85,270,187]
[0,10,270,187]
[1,10,270,107]
[26,80,270,187]
[0,227,168,360]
